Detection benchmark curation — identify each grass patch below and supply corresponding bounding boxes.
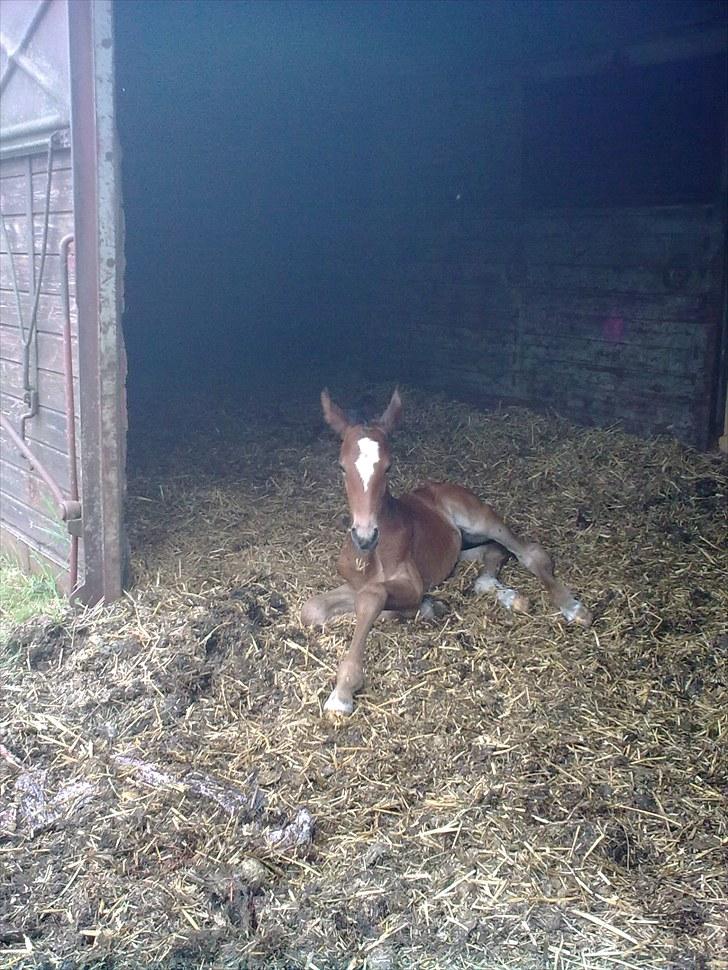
[0,556,64,649]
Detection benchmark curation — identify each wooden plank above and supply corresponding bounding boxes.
[0,167,74,216]
[371,198,721,447]
[0,490,70,563]
[0,149,72,179]
[0,357,78,413]
[519,328,706,360]
[0,289,76,336]
[0,323,79,376]
[0,423,73,496]
[1,393,73,453]
[0,525,70,592]
[519,341,703,384]
[520,311,709,354]
[522,290,712,323]
[0,212,76,256]
[523,226,721,267]
[519,320,706,353]
[525,263,714,294]
[1,456,63,524]
[519,362,702,405]
[33,166,73,213]
[525,206,720,233]
[525,384,701,442]
[0,253,73,296]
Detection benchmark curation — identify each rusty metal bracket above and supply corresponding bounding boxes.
[60,232,81,589]
[0,414,82,525]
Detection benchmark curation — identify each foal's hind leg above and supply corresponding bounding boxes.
[381,597,444,623]
[437,485,592,626]
[460,542,530,614]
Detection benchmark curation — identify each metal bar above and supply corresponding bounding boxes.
[59,235,79,502]
[24,155,36,291]
[0,413,81,522]
[60,232,80,589]
[16,152,40,441]
[0,115,69,148]
[14,135,56,439]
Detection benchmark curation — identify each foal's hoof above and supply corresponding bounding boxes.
[561,600,593,627]
[418,596,447,621]
[323,689,353,718]
[509,592,531,614]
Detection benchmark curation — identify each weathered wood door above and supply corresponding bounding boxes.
[0,0,126,604]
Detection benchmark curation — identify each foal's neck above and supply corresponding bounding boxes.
[377,488,399,520]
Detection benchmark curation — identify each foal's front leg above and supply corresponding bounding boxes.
[324,583,387,717]
[301,583,355,627]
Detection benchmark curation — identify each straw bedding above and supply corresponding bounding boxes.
[1,384,726,970]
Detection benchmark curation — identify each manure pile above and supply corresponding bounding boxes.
[2,386,726,970]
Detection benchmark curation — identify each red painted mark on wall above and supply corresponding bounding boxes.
[603,314,625,343]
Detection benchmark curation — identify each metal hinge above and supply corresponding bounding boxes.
[65,509,83,538]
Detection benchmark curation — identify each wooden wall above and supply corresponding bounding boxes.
[517,207,723,445]
[0,148,79,583]
[365,64,725,449]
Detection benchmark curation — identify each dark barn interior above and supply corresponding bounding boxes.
[3,2,728,968]
[115,0,728,447]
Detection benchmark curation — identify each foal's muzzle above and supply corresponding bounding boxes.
[351,526,379,552]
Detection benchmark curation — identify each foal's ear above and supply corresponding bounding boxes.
[377,388,403,434]
[321,388,350,438]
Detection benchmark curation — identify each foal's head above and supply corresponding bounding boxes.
[321,388,402,553]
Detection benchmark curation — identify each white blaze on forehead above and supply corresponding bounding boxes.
[354,437,380,492]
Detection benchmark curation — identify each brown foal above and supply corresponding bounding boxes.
[302,389,592,716]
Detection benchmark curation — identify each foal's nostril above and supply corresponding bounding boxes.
[351,527,379,551]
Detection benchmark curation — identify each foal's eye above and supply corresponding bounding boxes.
[339,464,346,473]
[385,463,392,473]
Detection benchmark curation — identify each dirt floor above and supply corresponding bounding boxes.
[1,384,727,970]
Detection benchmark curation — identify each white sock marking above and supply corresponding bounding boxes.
[355,437,380,492]
[561,599,584,622]
[474,574,520,609]
[324,689,353,715]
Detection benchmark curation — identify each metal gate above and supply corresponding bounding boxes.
[0,0,126,604]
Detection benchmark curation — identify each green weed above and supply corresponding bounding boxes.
[0,557,64,657]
